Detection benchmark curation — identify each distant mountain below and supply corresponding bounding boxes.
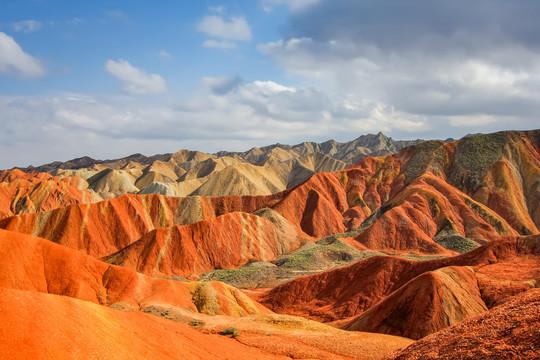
[17,133,423,198]
[216,132,422,164]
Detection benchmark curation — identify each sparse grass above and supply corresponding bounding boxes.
[463,197,507,233]
[199,238,364,288]
[189,320,205,327]
[202,267,260,282]
[274,239,362,271]
[358,250,448,262]
[199,266,287,289]
[451,132,508,191]
[220,327,240,338]
[436,235,480,254]
[403,140,446,182]
[318,230,362,244]
[398,253,450,261]
[191,282,218,314]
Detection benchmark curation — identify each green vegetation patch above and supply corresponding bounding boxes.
[399,253,449,261]
[274,239,362,271]
[403,140,446,182]
[317,230,362,244]
[191,282,219,314]
[220,327,240,338]
[450,132,508,191]
[436,235,480,254]
[199,266,290,289]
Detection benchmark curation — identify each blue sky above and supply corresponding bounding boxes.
[0,1,286,95]
[1,0,539,168]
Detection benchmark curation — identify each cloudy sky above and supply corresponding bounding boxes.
[1,0,539,168]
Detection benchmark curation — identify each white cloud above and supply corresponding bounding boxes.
[257,0,540,136]
[202,39,237,49]
[259,36,540,122]
[11,20,42,33]
[0,82,427,168]
[253,80,296,93]
[2,74,538,169]
[448,114,499,127]
[0,32,45,77]
[104,59,167,94]
[197,15,252,41]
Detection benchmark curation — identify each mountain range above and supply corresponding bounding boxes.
[0,129,538,360]
[18,132,423,199]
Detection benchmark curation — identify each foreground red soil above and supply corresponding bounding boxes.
[0,285,413,360]
[0,228,413,359]
[387,289,540,360]
[0,288,286,360]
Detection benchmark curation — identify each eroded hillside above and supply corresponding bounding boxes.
[0,130,538,360]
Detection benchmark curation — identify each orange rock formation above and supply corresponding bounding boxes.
[387,289,540,360]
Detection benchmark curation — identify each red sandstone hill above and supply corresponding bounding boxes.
[259,235,540,333]
[103,211,302,278]
[0,286,416,360]
[0,229,270,316]
[0,170,349,262]
[0,168,101,220]
[339,130,540,254]
[0,193,284,258]
[386,288,540,360]
[340,266,488,340]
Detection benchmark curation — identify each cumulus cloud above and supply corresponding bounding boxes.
[197,15,252,44]
[104,59,167,94]
[11,20,42,33]
[0,32,45,77]
[3,70,538,169]
[0,77,436,168]
[259,0,540,133]
[448,114,499,127]
[253,80,296,93]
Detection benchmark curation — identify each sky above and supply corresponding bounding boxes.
[1,0,539,168]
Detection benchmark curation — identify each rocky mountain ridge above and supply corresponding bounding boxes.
[14,133,422,199]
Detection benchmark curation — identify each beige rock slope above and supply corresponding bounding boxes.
[20,133,421,198]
